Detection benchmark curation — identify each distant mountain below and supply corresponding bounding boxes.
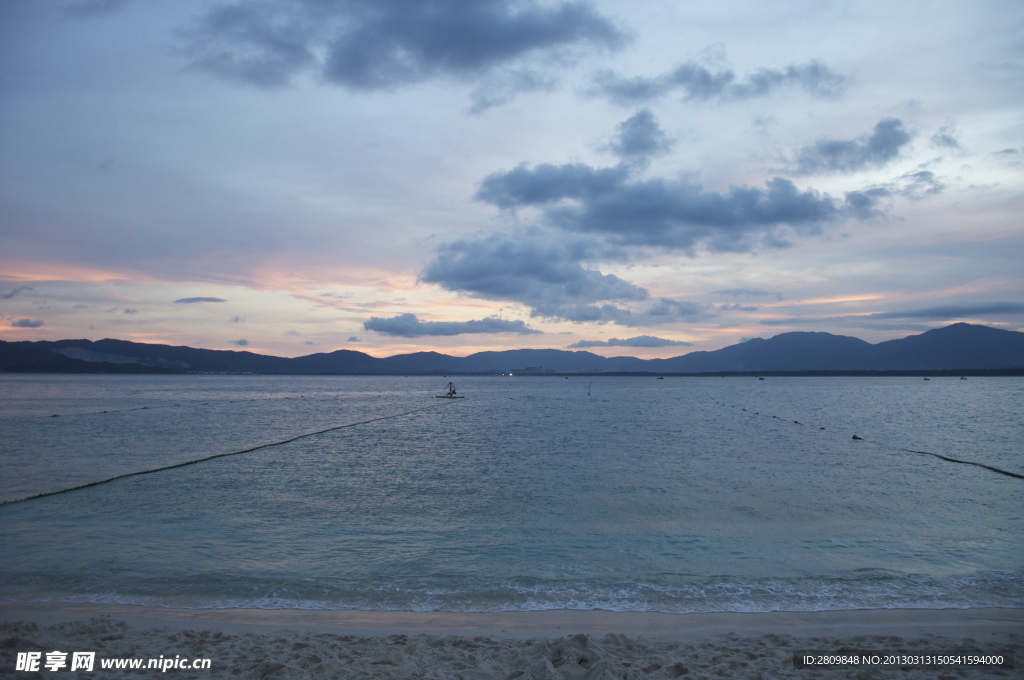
[646,331,876,372]
[1,323,1022,375]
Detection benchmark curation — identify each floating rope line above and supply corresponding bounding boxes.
[721,397,1024,482]
[2,400,457,507]
[898,448,1024,480]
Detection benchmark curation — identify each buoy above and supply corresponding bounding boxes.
[852,435,863,440]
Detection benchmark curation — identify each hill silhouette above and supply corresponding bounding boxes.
[1,323,1022,375]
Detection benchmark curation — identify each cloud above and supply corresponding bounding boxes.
[790,118,912,175]
[477,162,863,252]
[185,0,624,96]
[567,335,693,348]
[712,287,782,300]
[363,313,541,337]
[718,303,759,311]
[867,302,1024,320]
[1,285,33,299]
[891,170,943,199]
[468,68,558,113]
[838,167,945,216]
[640,298,706,322]
[174,297,227,303]
[229,338,249,346]
[931,123,963,151]
[347,336,360,342]
[604,109,673,162]
[229,315,245,323]
[591,59,848,106]
[762,302,1024,327]
[883,169,946,200]
[474,162,631,209]
[421,233,710,326]
[539,297,709,326]
[123,308,138,314]
[421,233,648,319]
[12,319,44,328]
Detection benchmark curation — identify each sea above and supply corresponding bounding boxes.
[1,373,1021,614]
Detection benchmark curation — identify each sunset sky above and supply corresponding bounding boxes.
[2,0,1022,359]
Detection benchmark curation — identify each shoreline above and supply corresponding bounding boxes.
[3,601,1020,639]
[3,603,1019,678]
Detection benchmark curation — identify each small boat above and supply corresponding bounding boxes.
[437,381,465,398]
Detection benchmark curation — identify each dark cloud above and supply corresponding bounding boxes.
[604,109,673,161]
[421,232,711,326]
[641,298,705,321]
[468,68,557,113]
[841,187,891,220]
[591,59,848,106]
[868,302,1024,320]
[891,170,945,199]
[174,297,227,303]
[347,336,360,342]
[859,323,935,332]
[363,313,541,337]
[1,285,33,299]
[229,315,245,323]
[123,308,138,314]
[186,2,315,88]
[850,169,947,209]
[567,335,693,348]
[791,118,912,175]
[421,233,648,316]
[477,162,862,252]
[12,319,44,328]
[421,233,715,325]
[711,287,782,300]
[542,297,708,326]
[762,303,1024,326]
[992,148,1022,168]
[186,0,624,95]
[718,303,759,311]
[930,123,963,151]
[475,162,631,209]
[229,339,249,346]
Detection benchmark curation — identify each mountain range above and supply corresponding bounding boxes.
[1,323,1023,375]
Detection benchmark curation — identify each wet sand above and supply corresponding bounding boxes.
[1,603,1019,678]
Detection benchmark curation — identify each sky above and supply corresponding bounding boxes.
[1,0,1022,359]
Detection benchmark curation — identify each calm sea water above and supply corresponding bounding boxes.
[1,374,1021,613]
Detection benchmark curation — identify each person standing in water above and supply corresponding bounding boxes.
[446,382,456,397]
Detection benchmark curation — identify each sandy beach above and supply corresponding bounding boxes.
[1,603,1019,678]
